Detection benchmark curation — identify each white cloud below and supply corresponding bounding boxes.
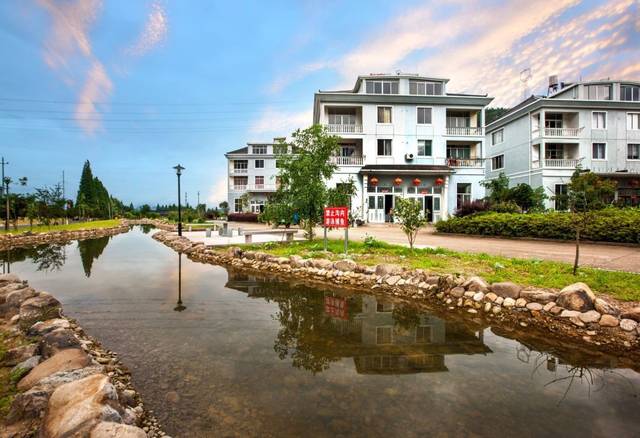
[127,1,168,56]
[75,61,113,135]
[250,107,313,136]
[208,177,228,206]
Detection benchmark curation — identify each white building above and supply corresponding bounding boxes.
[313,73,493,222]
[485,78,640,209]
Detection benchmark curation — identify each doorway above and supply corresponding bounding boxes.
[424,196,434,222]
[384,194,394,222]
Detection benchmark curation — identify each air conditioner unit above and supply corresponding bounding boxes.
[405,153,415,161]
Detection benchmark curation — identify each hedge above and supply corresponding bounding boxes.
[227,213,259,222]
[434,208,640,244]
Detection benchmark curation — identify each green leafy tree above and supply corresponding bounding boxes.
[482,172,511,204]
[564,169,617,274]
[271,125,340,240]
[485,107,509,124]
[392,197,427,249]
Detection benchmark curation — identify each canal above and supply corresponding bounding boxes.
[2,226,639,437]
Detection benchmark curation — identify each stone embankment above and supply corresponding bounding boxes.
[0,274,167,438]
[153,230,640,357]
[0,224,130,251]
[122,219,176,232]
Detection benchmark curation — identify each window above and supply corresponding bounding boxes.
[409,80,443,96]
[254,159,264,169]
[377,139,392,156]
[327,108,356,125]
[377,106,392,123]
[417,107,432,124]
[415,326,432,343]
[446,111,470,128]
[592,143,606,160]
[340,146,355,156]
[621,85,640,101]
[273,144,288,154]
[457,183,471,208]
[586,85,611,100]
[491,154,504,170]
[627,113,640,130]
[250,200,265,214]
[233,176,247,188]
[545,113,563,129]
[234,198,243,213]
[376,327,393,344]
[254,176,264,187]
[555,184,568,211]
[629,144,640,160]
[447,146,471,159]
[545,144,564,159]
[252,145,267,154]
[592,112,607,129]
[417,140,432,157]
[233,160,248,171]
[491,129,504,145]
[365,80,399,94]
[376,302,393,312]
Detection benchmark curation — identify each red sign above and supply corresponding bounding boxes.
[323,207,349,228]
[324,296,349,320]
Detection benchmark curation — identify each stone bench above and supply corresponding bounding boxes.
[243,229,298,244]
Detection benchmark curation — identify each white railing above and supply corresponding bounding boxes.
[230,168,248,174]
[330,156,365,166]
[325,124,363,133]
[445,126,483,136]
[533,127,582,138]
[446,158,485,168]
[544,158,581,168]
[230,185,247,191]
[246,184,277,191]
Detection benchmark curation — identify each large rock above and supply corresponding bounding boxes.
[620,307,640,322]
[39,329,82,358]
[594,298,620,316]
[556,282,595,312]
[463,277,489,293]
[312,259,334,269]
[375,263,403,276]
[333,259,357,272]
[0,343,38,367]
[578,310,601,324]
[44,374,122,438]
[599,314,619,327]
[19,293,62,330]
[90,422,146,438]
[5,287,37,308]
[0,282,29,304]
[6,386,50,424]
[33,365,104,395]
[288,255,306,268]
[620,319,638,332]
[18,348,91,391]
[29,318,71,336]
[0,273,21,284]
[490,282,522,299]
[519,290,557,304]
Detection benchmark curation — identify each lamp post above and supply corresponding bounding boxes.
[173,164,185,236]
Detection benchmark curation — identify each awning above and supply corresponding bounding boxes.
[359,164,453,175]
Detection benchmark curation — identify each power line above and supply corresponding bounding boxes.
[0,96,303,106]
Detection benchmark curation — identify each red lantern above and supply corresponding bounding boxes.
[412,178,421,186]
[435,177,444,186]
[393,177,403,186]
[369,176,379,186]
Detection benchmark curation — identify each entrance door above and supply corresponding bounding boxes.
[368,195,385,223]
[424,196,434,222]
[384,194,394,222]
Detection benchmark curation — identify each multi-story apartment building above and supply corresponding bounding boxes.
[313,73,493,222]
[485,78,640,209]
[225,139,289,213]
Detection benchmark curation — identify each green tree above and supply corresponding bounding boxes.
[272,125,340,240]
[392,197,427,249]
[482,172,511,204]
[508,184,547,212]
[76,160,96,217]
[485,107,509,124]
[565,170,617,274]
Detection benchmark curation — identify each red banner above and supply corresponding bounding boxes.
[324,296,349,320]
[323,207,349,228]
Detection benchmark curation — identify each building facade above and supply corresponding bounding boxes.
[313,73,493,222]
[485,79,640,209]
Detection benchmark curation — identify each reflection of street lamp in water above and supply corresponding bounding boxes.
[174,253,187,312]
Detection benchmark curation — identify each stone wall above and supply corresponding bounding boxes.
[0,274,167,438]
[152,230,640,358]
[0,224,130,251]
[122,219,176,232]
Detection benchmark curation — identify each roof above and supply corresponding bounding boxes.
[225,146,248,155]
[360,164,453,174]
[351,73,450,93]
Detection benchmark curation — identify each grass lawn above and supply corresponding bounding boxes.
[0,219,122,235]
[239,238,640,302]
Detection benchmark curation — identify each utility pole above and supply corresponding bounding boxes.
[62,170,68,224]
[2,157,8,232]
[0,157,7,197]
[185,192,188,208]
[197,191,200,207]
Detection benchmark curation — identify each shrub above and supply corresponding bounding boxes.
[227,213,259,222]
[435,208,640,244]
[455,200,492,217]
[490,201,521,214]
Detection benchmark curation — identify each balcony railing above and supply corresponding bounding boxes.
[230,185,247,191]
[446,158,485,168]
[532,127,582,138]
[230,168,248,174]
[532,158,582,168]
[330,155,365,166]
[246,184,277,192]
[445,126,483,136]
[325,124,363,134]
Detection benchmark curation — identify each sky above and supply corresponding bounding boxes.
[0,0,638,207]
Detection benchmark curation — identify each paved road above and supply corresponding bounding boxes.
[227,222,640,273]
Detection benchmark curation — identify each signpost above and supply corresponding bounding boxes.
[323,206,349,255]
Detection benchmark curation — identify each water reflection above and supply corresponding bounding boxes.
[1,244,67,274]
[225,271,491,375]
[174,253,186,312]
[77,236,110,277]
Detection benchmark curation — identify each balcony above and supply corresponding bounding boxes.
[229,168,248,175]
[325,124,363,134]
[445,127,483,136]
[446,158,485,168]
[532,158,582,168]
[230,185,247,191]
[330,155,365,166]
[532,127,582,138]
[246,184,277,192]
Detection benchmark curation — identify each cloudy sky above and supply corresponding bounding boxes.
[0,0,638,206]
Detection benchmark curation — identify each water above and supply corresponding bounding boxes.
[3,227,639,437]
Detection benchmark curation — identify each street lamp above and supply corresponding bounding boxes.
[173,164,185,236]
[174,253,186,312]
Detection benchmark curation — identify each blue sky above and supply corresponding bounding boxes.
[0,0,638,207]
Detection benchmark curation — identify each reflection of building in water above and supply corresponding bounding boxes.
[225,271,491,375]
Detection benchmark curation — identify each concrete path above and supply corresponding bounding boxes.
[220,222,640,273]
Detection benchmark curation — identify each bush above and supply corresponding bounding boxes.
[227,213,259,222]
[259,202,293,227]
[490,201,521,214]
[455,200,492,217]
[435,208,640,243]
